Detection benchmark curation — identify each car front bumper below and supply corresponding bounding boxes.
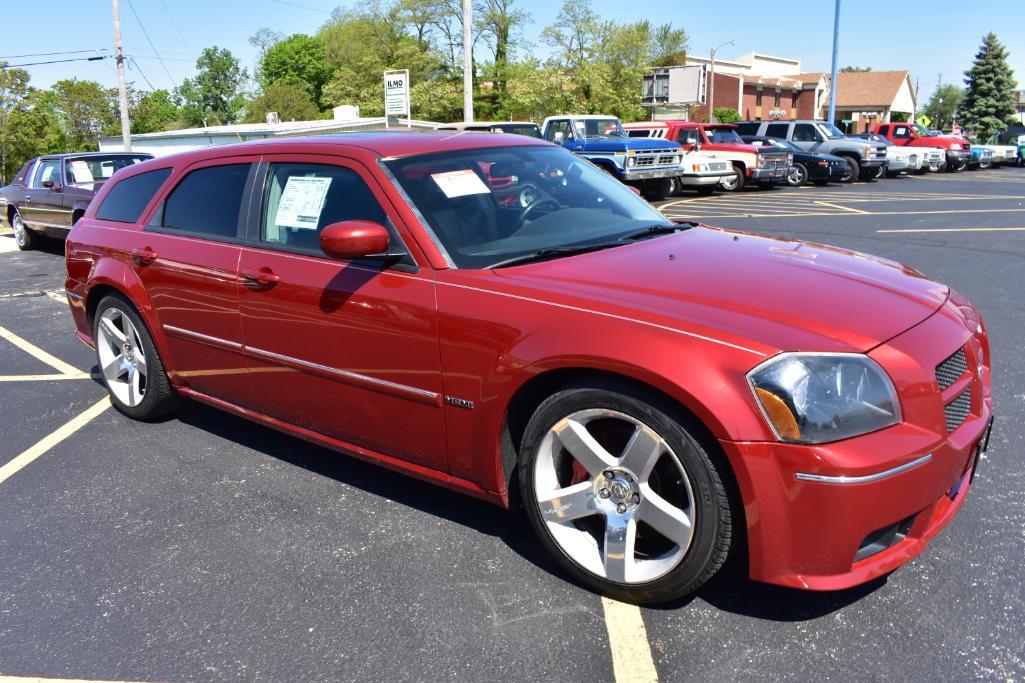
[946,150,971,164]
[677,171,736,186]
[749,166,787,182]
[724,302,992,591]
[622,167,685,181]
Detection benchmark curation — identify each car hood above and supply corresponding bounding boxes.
[702,142,763,155]
[494,227,948,354]
[910,135,965,149]
[575,138,681,152]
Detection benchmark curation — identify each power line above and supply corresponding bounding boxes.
[271,0,331,13]
[157,0,195,56]
[1,56,107,68]
[125,0,178,90]
[0,49,101,59]
[128,56,157,91]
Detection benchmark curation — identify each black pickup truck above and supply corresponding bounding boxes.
[1,151,151,250]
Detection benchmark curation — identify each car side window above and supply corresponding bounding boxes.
[877,125,889,136]
[96,168,173,223]
[678,129,701,145]
[545,120,570,141]
[792,124,821,142]
[734,122,759,136]
[257,162,391,255]
[893,126,910,139]
[30,160,61,188]
[156,163,251,240]
[765,123,790,139]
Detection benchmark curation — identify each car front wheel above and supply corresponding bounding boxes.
[94,294,181,421]
[786,163,807,186]
[11,213,36,251]
[840,157,859,183]
[519,383,733,603]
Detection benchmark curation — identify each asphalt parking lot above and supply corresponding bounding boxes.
[0,167,1023,682]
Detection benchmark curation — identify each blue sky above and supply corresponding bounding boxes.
[3,0,1023,103]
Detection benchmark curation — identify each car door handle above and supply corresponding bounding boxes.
[131,247,158,265]
[241,268,281,288]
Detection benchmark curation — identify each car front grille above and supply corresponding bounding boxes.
[935,347,968,390]
[635,156,654,167]
[658,154,677,165]
[945,387,972,433]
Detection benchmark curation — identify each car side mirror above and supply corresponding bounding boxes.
[42,179,57,189]
[320,220,390,260]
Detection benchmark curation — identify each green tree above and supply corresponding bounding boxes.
[713,107,740,124]
[840,66,872,72]
[476,0,530,93]
[176,47,248,127]
[130,89,183,134]
[959,33,1017,140]
[923,83,963,130]
[260,34,332,107]
[245,80,321,123]
[651,24,689,67]
[43,79,117,151]
[0,62,33,183]
[3,93,64,181]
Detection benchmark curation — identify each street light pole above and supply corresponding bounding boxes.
[827,0,841,126]
[462,0,473,123]
[112,0,132,151]
[708,40,734,124]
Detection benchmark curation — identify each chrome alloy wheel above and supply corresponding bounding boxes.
[97,307,148,407]
[533,409,696,584]
[12,214,28,247]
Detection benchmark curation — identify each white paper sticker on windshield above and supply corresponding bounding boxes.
[70,160,94,183]
[431,169,490,198]
[274,176,333,230]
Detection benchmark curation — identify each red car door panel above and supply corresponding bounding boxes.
[237,156,446,470]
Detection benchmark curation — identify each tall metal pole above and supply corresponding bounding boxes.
[113,0,132,151]
[462,0,473,123]
[707,40,734,124]
[827,0,841,126]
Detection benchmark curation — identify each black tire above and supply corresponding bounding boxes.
[518,382,733,604]
[947,156,967,172]
[786,163,808,186]
[11,212,36,251]
[641,178,672,202]
[93,293,181,421]
[840,156,859,183]
[718,165,744,192]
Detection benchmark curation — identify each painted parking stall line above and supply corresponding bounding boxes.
[602,598,660,683]
[0,324,84,377]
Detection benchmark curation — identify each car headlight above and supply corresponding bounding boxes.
[748,353,901,443]
[863,145,873,157]
[692,163,708,172]
[626,157,636,167]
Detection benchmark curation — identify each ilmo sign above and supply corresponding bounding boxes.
[384,69,410,127]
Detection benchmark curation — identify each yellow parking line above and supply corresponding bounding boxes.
[0,324,82,376]
[813,200,869,214]
[0,397,111,487]
[602,597,659,683]
[877,227,1025,234]
[0,373,94,382]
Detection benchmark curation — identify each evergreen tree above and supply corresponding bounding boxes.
[959,33,1016,140]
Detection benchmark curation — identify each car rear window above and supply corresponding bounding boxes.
[765,123,790,139]
[95,168,172,223]
[734,122,760,136]
[158,164,251,239]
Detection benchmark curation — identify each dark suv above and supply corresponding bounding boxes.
[1,152,152,250]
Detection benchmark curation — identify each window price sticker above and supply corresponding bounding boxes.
[431,169,490,198]
[275,176,333,229]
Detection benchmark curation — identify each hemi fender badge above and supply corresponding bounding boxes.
[445,396,475,409]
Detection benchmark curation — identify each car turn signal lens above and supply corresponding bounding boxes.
[754,388,801,440]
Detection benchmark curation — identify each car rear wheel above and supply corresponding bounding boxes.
[11,213,36,251]
[786,163,807,186]
[840,157,859,183]
[94,294,181,421]
[519,384,733,603]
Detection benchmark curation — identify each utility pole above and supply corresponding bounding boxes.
[708,40,734,124]
[113,0,132,151]
[462,0,473,123]
[827,0,841,127]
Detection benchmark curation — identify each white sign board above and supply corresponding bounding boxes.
[642,65,706,106]
[384,70,410,118]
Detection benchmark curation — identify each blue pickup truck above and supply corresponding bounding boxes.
[540,115,689,200]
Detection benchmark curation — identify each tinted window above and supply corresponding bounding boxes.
[734,122,760,136]
[159,164,250,239]
[793,124,821,142]
[259,163,387,253]
[31,159,61,188]
[765,123,790,138]
[96,168,172,223]
[13,161,32,185]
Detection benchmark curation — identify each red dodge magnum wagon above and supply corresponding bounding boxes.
[65,133,993,603]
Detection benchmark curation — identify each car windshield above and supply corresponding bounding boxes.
[706,127,744,144]
[817,123,846,139]
[574,118,627,139]
[65,155,150,184]
[384,145,673,269]
[912,125,936,137]
[494,124,542,138]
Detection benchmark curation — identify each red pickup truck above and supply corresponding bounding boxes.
[623,121,790,191]
[872,123,971,172]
